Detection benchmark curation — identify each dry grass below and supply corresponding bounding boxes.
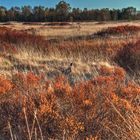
[0,21,139,139]
[1,21,140,39]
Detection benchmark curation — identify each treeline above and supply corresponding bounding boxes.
[0,1,140,22]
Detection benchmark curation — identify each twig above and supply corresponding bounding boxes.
[8,121,14,140]
[34,111,44,140]
[23,108,32,140]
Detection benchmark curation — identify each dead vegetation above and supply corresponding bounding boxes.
[0,22,139,139]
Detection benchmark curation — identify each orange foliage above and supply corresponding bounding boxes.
[26,72,40,87]
[95,25,140,37]
[121,83,140,99]
[0,27,48,53]
[115,40,140,72]
[54,76,71,97]
[0,76,13,94]
[0,70,139,139]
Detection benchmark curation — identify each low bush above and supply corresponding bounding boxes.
[95,25,140,37]
[0,68,140,139]
[115,40,140,73]
[0,27,48,53]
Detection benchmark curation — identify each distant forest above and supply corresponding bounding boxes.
[0,1,140,22]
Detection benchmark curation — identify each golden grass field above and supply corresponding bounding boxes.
[0,21,140,139]
[1,21,140,39]
[0,21,140,79]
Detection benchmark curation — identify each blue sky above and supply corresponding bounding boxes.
[0,0,140,9]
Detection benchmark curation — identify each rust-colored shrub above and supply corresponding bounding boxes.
[54,76,71,97]
[115,40,140,73]
[26,72,40,87]
[95,25,140,37]
[0,27,48,53]
[0,76,13,94]
[0,71,139,139]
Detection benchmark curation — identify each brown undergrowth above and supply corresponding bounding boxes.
[0,67,140,139]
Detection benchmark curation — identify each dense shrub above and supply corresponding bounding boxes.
[0,68,140,139]
[0,27,48,52]
[95,25,140,37]
[115,40,140,73]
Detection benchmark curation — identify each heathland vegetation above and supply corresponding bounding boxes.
[0,21,139,139]
[0,1,140,138]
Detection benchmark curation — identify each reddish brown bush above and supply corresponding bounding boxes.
[95,25,140,37]
[0,69,139,139]
[115,40,140,73]
[0,76,13,95]
[0,27,48,53]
